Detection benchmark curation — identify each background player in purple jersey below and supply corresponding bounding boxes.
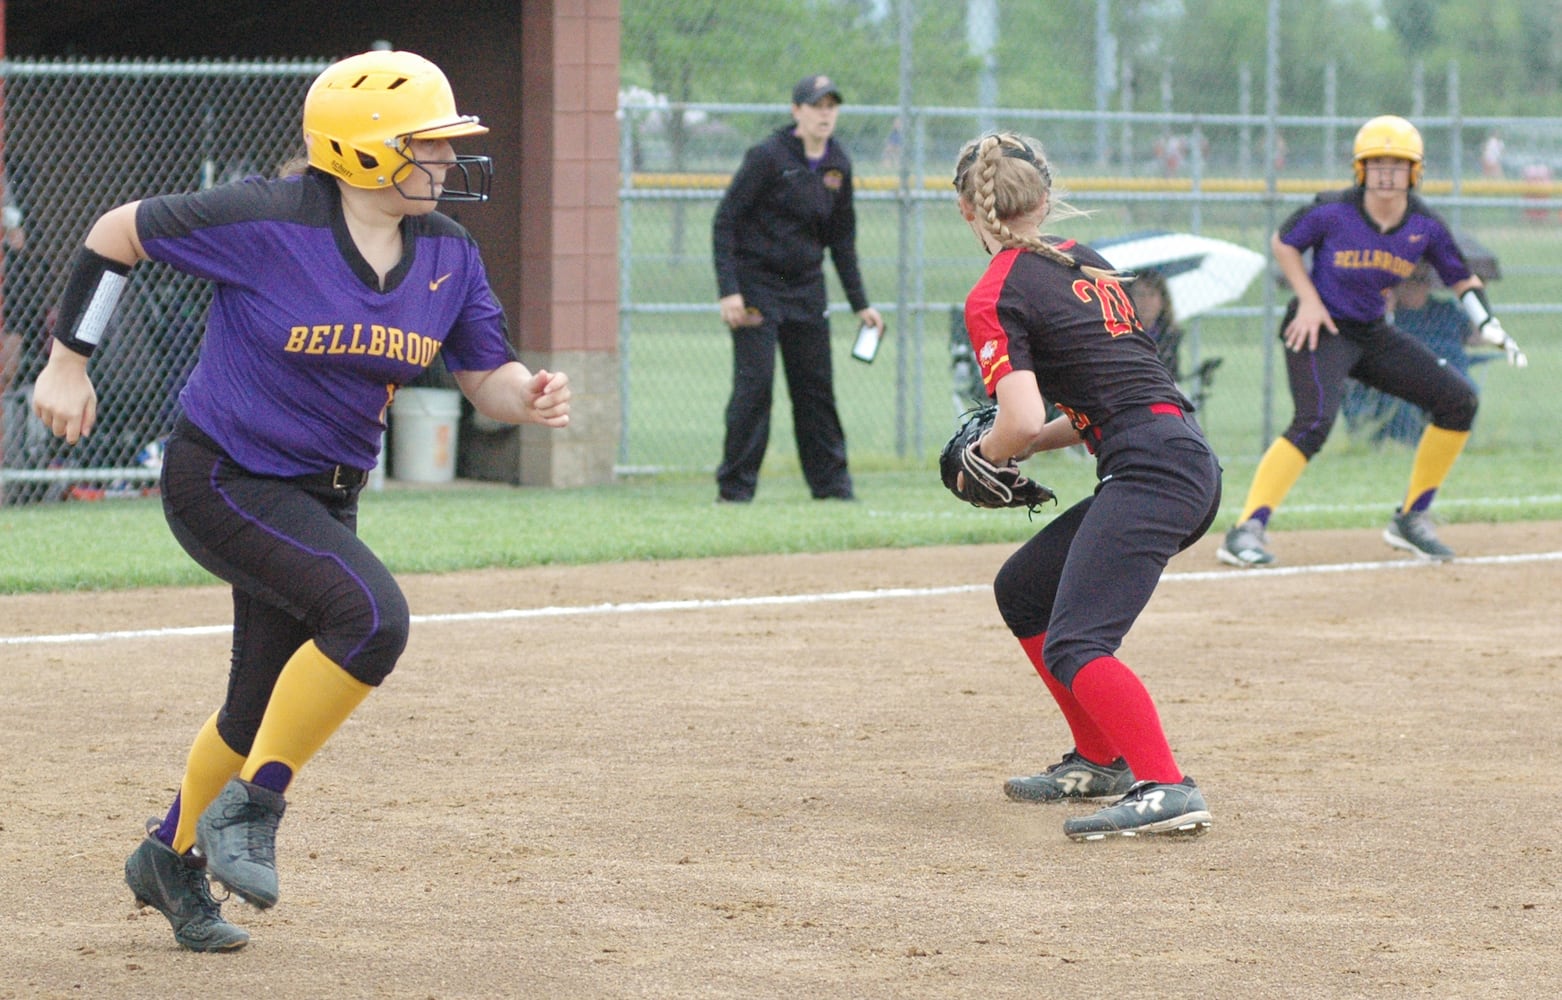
[952,132,1221,841]
[1218,115,1525,568]
[32,50,570,952]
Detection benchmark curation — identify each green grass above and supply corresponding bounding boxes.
[4,441,1560,594]
[6,198,1558,595]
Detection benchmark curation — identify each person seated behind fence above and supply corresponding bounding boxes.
[1341,261,1485,446]
[1126,268,1184,382]
[1127,268,1225,413]
[0,194,28,466]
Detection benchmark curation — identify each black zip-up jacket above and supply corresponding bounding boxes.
[712,125,870,313]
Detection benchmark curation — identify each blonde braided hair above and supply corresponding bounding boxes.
[954,132,1114,279]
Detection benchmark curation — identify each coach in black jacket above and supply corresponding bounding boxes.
[712,73,884,503]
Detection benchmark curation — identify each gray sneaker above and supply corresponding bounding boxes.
[125,822,249,952]
[1384,509,1454,562]
[1217,518,1276,567]
[196,778,286,909]
[1003,750,1136,802]
[1062,777,1213,842]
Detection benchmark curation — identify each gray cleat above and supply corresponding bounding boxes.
[1217,518,1276,567]
[125,821,249,952]
[1003,750,1136,802]
[1384,508,1455,561]
[197,778,286,909]
[1063,777,1213,842]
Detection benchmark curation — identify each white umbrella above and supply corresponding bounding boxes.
[1094,231,1266,320]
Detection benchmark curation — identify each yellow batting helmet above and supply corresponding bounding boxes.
[303,50,489,195]
[1353,115,1424,187]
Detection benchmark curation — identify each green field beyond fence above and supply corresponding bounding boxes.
[620,193,1560,476]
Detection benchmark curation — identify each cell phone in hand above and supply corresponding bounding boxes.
[851,321,883,364]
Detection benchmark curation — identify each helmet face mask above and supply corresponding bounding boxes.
[303,50,492,201]
[1353,115,1424,187]
[387,132,492,203]
[407,150,491,203]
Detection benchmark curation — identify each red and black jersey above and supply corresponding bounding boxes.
[963,241,1190,435]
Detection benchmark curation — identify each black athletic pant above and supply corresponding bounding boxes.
[991,410,1222,687]
[717,273,852,501]
[160,418,408,754]
[1278,302,1479,458]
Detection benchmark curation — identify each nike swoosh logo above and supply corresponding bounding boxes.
[429,273,453,291]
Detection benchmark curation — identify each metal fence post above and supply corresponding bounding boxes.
[618,108,636,467]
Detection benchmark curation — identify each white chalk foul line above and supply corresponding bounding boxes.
[5,549,1561,648]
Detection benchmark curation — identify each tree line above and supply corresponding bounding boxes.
[622,0,1562,118]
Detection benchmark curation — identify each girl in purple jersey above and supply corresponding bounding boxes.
[953,132,1222,841]
[1218,115,1525,568]
[32,50,570,952]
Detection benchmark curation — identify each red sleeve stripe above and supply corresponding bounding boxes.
[965,249,1023,392]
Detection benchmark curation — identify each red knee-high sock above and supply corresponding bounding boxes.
[1068,655,1183,784]
[1018,635,1120,765]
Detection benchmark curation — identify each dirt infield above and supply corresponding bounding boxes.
[3,521,1560,999]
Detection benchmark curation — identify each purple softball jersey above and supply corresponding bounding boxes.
[1277,187,1472,324]
[136,171,516,477]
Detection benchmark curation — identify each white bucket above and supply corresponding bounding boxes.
[367,431,387,491]
[391,388,461,483]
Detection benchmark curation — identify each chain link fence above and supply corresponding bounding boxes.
[4,39,1561,501]
[618,1,1562,480]
[1,58,325,504]
[620,96,1562,477]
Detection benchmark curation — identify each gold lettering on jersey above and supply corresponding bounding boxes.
[278,321,442,367]
[1332,249,1415,278]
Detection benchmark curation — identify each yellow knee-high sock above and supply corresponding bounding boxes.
[1237,438,1310,525]
[171,711,246,853]
[239,640,373,793]
[1403,426,1471,513]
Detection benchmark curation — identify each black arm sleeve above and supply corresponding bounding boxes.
[51,247,132,357]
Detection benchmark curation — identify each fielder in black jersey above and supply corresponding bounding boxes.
[1218,115,1525,568]
[711,74,883,502]
[33,51,571,952]
[952,132,1221,841]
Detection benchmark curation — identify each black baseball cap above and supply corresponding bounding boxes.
[792,74,843,106]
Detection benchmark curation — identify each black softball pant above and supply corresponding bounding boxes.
[1278,304,1478,457]
[717,276,851,501]
[160,418,408,755]
[992,411,1222,687]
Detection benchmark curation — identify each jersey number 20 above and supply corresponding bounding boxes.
[1072,276,1136,337]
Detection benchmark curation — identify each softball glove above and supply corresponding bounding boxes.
[939,406,1056,513]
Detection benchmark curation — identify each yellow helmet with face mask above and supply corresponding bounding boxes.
[303,50,491,200]
[1352,115,1424,187]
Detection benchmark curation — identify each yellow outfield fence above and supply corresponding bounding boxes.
[629,172,1562,198]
